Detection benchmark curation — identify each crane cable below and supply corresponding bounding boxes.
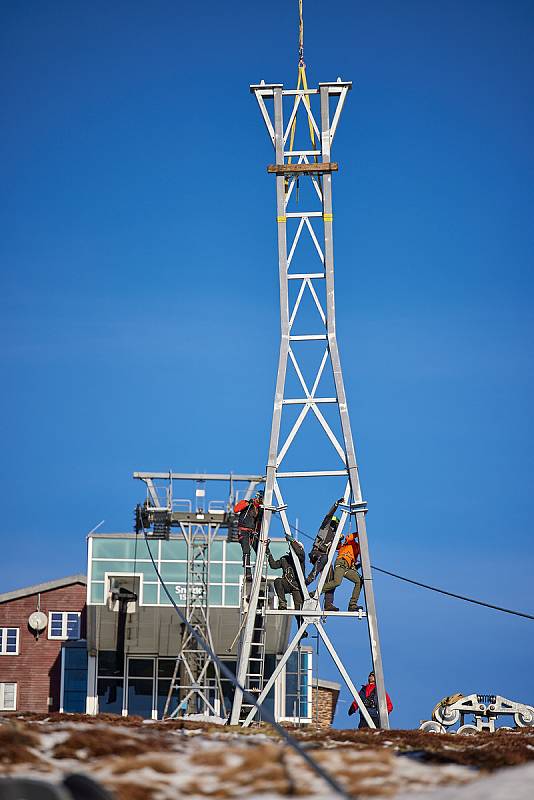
[287,0,316,181]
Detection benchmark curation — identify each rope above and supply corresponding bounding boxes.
[287,522,534,621]
[141,527,353,800]
[371,565,534,621]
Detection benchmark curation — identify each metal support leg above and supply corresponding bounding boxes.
[316,622,375,728]
[242,621,309,727]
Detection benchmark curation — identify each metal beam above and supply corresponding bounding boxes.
[134,472,264,482]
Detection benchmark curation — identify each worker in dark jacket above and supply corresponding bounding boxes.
[305,499,342,586]
[267,536,308,637]
[348,671,393,728]
[233,491,264,578]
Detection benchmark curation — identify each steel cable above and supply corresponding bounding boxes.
[371,565,534,621]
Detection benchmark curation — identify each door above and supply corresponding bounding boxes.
[126,657,155,719]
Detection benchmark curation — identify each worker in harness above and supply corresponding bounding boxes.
[320,531,362,612]
[348,671,393,728]
[233,491,264,579]
[305,499,343,585]
[267,535,308,637]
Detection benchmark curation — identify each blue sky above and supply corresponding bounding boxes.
[1,1,533,728]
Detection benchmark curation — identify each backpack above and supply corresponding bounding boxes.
[310,500,341,556]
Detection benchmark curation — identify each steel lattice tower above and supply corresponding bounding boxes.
[229,78,389,728]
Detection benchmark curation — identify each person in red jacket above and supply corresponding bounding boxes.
[233,491,264,579]
[348,671,393,728]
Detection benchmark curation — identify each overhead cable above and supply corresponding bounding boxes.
[287,522,533,621]
[371,565,534,621]
[141,529,353,800]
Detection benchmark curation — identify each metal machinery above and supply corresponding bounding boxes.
[134,471,262,717]
[228,76,389,728]
[420,693,534,733]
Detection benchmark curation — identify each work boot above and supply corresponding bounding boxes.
[348,603,363,613]
[278,601,288,610]
[324,602,339,612]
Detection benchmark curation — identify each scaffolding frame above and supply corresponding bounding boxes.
[135,473,261,717]
[230,79,389,728]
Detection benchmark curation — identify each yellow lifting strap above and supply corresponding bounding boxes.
[288,0,316,168]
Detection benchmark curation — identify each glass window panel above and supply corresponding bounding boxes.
[208,585,222,605]
[159,563,187,583]
[225,542,242,562]
[50,614,63,637]
[136,562,159,581]
[157,659,176,678]
[92,539,140,559]
[160,539,187,560]
[6,630,17,653]
[90,582,105,604]
[224,563,242,583]
[209,563,223,582]
[4,683,16,710]
[224,585,240,607]
[128,658,154,678]
[91,560,159,582]
[98,651,124,677]
[160,585,186,606]
[142,584,159,604]
[127,677,153,718]
[66,614,80,639]
[156,680,180,719]
[210,541,224,561]
[97,679,124,714]
[284,652,309,718]
[268,542,288,560]
[91,560,136,580]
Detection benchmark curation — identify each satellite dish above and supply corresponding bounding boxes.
[28,611,48,632]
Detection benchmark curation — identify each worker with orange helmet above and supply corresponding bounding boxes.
[320,531,362,612]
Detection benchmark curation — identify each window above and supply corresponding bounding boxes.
[48,612,80,640]
[279,650,312,722]
[0,683,17,710]
[0,627,19,655]
[97,650,124,714]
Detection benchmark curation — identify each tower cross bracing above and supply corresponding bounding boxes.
[229,79,389,728]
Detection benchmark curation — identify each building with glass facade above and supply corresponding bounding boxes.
[85,532,338,722]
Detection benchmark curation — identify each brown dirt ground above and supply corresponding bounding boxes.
[2,714,534,772]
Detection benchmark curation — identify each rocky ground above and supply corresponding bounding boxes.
[1,714,534,799]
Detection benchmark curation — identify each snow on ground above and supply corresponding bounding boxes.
[1,715,533,800]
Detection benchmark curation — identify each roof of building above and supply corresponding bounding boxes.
[316,678,342,692]
[0,574,87,604]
